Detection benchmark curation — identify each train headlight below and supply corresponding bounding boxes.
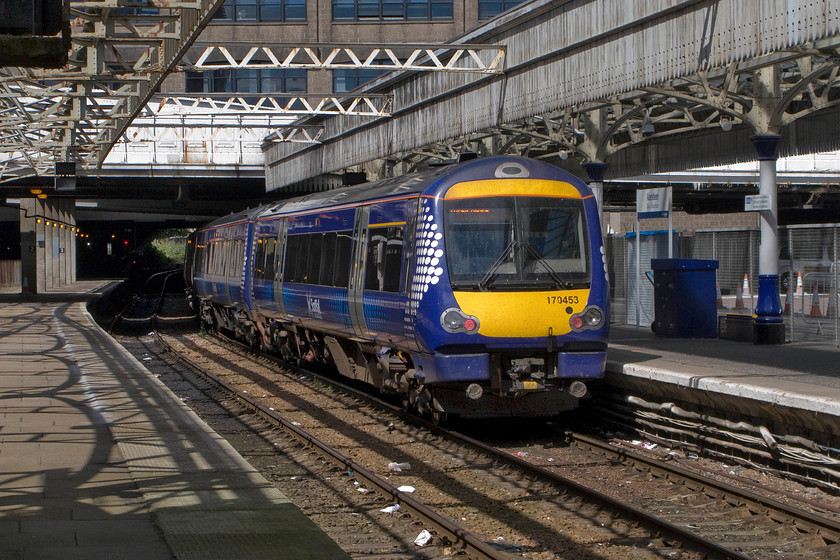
[440,308,480,334]
[570,306,604,332]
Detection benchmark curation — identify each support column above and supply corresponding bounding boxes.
[750,134,785,343]
[19,198,48,294]
[69,205,77,283]
[581,162,607,213]
[18,198,77,293]
[20,199,36,294]
[47,201,58,289]
[60,200,71,287]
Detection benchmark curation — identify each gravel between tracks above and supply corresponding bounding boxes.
[118,329,840,560]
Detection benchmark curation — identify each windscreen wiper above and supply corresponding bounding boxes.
[522,242,572,289]
[478,240,516,291]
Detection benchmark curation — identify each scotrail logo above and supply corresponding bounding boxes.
[307,296,322,318]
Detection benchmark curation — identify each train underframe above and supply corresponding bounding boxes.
[197,299,597,420]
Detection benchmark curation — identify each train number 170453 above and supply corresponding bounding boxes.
[546,295,579,305]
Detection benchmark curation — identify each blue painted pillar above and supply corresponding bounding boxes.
[582,162,607,212]
[749,134,783,324]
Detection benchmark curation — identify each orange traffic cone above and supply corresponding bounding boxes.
[795,272,803,296]
[716,281,724,308]
[810,283,823,317]
[742,274,751,298]
[735,282,744,309]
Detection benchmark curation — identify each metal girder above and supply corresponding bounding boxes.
[146,94,393,117]
[0,0,225,184]
[116,122,326,147]
[183,42,506,74]
[262,126,325,144]
[377,39,840,174]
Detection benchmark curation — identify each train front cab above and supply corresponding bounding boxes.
[407,159,609,418]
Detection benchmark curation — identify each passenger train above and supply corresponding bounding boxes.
[184,156,609,419]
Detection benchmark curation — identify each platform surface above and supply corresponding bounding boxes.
[0,282,349,560]
[607,323,840,416]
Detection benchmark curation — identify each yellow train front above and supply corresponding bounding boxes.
[399,157,608,419]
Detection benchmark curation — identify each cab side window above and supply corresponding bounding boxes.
[364,226,404,292]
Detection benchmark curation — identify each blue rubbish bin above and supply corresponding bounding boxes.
[651,258,719,338]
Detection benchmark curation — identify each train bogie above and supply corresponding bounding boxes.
[186,156,609,419]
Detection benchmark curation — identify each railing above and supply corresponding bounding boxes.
[607,224,840,346]
[0,261,20,288]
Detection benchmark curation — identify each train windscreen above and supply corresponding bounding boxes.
[445,196,589,291]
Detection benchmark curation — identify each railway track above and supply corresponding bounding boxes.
[109,324,840,560]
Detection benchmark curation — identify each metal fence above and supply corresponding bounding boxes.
[607,225,840,346]
[0,260,20,289]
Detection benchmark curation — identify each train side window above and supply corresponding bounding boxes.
[284,234,300,282]
[320,232,337,286]
[264,237,277,281]
[227,239,240,277]
[365,226,404,292]
[212,241,219,275]
[254,238,266,280]
[308,233,323,285]
[295,235,311,282]
[205,242,213,274]
[334,231,352,288]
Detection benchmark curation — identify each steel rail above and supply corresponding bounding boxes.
[198,332,753,560]
[568,430,840,544]
[159,333,511,560]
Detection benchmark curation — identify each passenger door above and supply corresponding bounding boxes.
[348,206,370,339]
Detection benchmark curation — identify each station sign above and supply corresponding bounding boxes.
[744,194,771,211]
[636,187,671,219]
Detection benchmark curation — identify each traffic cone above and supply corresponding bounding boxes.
[795,272,803,296]
[783,286,791,313]
[810,283,822,317]
[716,281,724,308]
[735,282,744,308]
[742,274,751,298]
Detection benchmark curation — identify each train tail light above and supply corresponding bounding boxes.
[440,308,480,334]
[570,306,604,332]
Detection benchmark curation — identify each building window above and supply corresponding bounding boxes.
[478,0,525,19]
[333,68,389,93]
[213,0,306,22]
[332,0,452,21]
[186,69,308,94]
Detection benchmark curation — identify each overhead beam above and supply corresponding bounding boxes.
[183,42,506,74]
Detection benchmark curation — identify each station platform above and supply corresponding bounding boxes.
[607,323,840,418]
[0,281,349,560]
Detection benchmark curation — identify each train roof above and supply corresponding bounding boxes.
[201,205,269,229]
[258,156,588,219]
[260,164,453,219]
[200,156,590,229]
